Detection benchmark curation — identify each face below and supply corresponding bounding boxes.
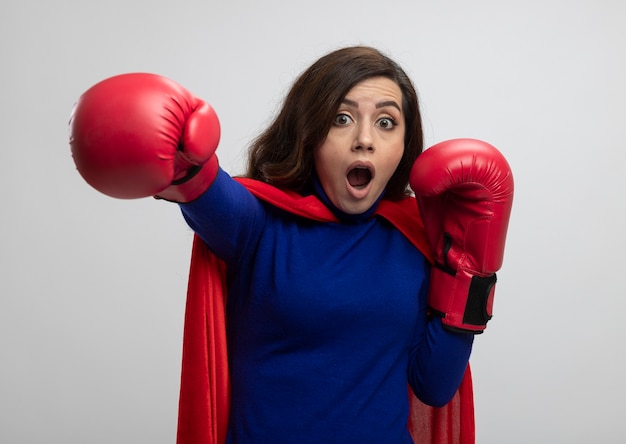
[314,76,405,214]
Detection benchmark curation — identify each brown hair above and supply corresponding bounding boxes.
[245,46,423,200]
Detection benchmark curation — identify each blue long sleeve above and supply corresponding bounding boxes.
[409,317,474,407]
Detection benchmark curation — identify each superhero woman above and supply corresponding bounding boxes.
[69,46,513,444]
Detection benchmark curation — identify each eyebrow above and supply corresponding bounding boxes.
[342,98,402,112]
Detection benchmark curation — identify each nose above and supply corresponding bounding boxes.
[352,123,374,152]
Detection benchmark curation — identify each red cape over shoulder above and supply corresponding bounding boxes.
[176,179,475,444]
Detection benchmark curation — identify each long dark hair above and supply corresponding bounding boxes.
[245,46,423,200]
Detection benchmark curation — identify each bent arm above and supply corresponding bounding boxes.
[408,269,474,407]
[408,318,474,407]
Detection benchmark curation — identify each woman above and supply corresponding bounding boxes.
[70,46,508,443]
[181,47,473,443]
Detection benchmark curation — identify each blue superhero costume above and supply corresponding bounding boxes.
[176,168,475,444]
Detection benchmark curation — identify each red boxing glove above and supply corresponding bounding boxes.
[69,73,220,202]
[410,139,514,334]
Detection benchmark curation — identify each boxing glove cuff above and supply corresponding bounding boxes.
[428,265,496,334]
[155,155,219,203]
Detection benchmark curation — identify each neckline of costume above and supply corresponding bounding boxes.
[234,176,434,262]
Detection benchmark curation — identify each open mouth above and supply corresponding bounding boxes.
[347,166,373,189]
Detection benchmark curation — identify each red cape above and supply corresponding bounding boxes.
[176,178,475,443]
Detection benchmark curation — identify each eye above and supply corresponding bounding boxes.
[376,117,397,130]
[334,113,353,126]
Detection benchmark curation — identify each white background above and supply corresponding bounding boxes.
[2,1,625,443]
